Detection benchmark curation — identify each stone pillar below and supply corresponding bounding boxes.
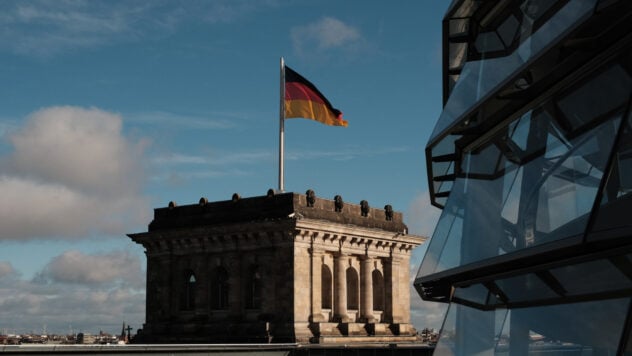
[310,249,325,322]
[333,252,348,322]
[360,255,375,322]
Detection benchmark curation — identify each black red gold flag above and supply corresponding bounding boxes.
[284,66,347,127]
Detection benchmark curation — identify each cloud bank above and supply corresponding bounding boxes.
[291,17,366,59]
[0,106,150,241]
[0,0,279,58]
[0,250,145,334]
[406,191,446,330]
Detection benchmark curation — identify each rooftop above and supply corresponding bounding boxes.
[145,190,408,234]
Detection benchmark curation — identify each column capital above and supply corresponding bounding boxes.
[309,248,325,257]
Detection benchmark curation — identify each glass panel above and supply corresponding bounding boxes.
[422,59,628,276]
[496,273,558,303]
[550,256,632,295]
[430,0,597,143]
[417,199,464,278]
[556,64,631,132]
[593,111,632,234]
[498,15,520,47]
[475,31,505,53]
[434,297,630,355]
[421,115,620,276]
[453,283,490,306]
[449,18,470,37]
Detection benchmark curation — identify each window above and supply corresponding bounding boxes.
[346,267,359,310]
[321,265,333,309]
[181,269,196,311]
[210,266,229,310]
[372,270,385,311]
[245,265,262,309]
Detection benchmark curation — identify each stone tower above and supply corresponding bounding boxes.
[129,190,425,343]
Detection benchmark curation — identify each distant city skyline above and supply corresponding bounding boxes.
[0,0,449,334]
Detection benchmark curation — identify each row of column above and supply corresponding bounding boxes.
[310,250,401,324]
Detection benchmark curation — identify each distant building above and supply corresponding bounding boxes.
[130,190,425,343]
[415,0,632,354]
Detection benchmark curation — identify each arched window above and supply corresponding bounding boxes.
[245,265,262,309]
[321,265,333,309]
[181,269,196,311]
[346,267,359,310]
[372,270,385,311]
[211,266,229,310]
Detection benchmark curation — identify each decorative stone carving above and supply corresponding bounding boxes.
[306,189,316,207]
[360,200,369,217]
[334,195,344,212]
[384,205,393,221]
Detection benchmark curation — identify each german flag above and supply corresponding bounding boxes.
[284,66,347,127]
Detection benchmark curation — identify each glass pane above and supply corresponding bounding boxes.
[417,199,464,277]
[556,64,632,132]
[453,283,490,306]
[498,15,520,47]
[495,273,558,303]
[475,31,505,53]
[421,109,620,276]
[593,111,632,234]
[430,0,597,143]
[550,256,632,295]
[434,297,630,355]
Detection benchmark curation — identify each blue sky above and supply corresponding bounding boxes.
[0,0,449,335]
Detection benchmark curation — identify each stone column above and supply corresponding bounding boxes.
[333,252,348,322]
[360,255,375,322]
[310,249,325,322]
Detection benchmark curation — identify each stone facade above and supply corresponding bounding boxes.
[129,191,425,344]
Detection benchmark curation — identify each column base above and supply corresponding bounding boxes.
[389,323,417,336]
[365,322,389,336]
[333,314,350,323]
[339,322,368,336]
[359,315,377,323]
[310,313,327,322]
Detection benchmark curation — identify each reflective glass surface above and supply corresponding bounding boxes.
[419,61,630,278]
[444,254,632,309]
[431,0,598,142]
[434,298,630,355]
[593,111,632,235]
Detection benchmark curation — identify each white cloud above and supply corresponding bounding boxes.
[406,190,442,238]
[0,106,150,241]
[202,0,280,24]
[38,250,144,288]
[0,1,280,58]
[0,249,145,335]
[291,17,365,59]
[410,286,448,331]
[129,110,237,131]
[0,261,16,279]
[407,191,448,331]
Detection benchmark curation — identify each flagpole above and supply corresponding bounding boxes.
[278,57,285,192]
